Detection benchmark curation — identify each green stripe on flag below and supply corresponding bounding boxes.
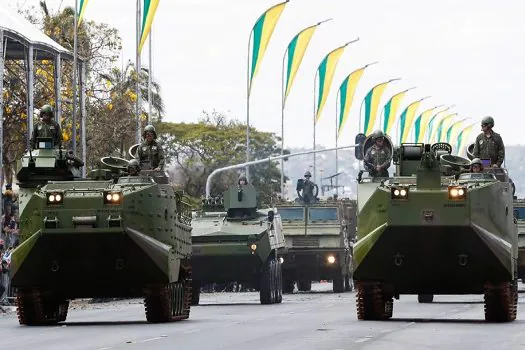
[286,35,298,90]
[141,0,152,37]
[362,89,373,134]
[414,114,422,143]
[398,108,408,144]
[250,15,265,82]
[338,77,349,131]
[316,59,328,113]
[382,99,392,133]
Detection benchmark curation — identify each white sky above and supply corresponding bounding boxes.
[12,0,525,148]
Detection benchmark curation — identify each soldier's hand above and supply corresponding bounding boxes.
[492,164,499,168]
[153,167,161,171]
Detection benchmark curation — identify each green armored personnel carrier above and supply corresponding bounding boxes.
[191,183,286,305]
[10,138,193,325]
[353,134,518,322]
[513,198,525,282]
[276,196,356,293]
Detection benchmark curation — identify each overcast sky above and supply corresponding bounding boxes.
[12,0,525,148]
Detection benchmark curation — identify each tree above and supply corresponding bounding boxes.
[157,111,289,206]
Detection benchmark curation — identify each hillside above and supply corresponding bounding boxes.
[282,145,525,199]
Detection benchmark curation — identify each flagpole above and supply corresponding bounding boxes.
[246,27,254,182]
[335,87,340,196]
[136,0,142,144]
[313,67,318,183]
[72,0,78,154]
[148,23,153,125]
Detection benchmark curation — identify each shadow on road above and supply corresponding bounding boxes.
[387,318,525,324]
[429,301,483,305]
[196,302,276,307]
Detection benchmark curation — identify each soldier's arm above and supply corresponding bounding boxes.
[380,149,392,169]
[472,136,480,158]
[157,143,166,170]
[363,149,373,169]
[55,122,63,147]
[496,134,505,167]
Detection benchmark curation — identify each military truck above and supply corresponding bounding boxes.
[191,183,286,305]
[353,135,518,322]
[276,196,356,293]
[9,138,193,325]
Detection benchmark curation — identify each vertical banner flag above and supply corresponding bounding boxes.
[77,0,89,27]
[249,0,288,95]
[382,87,414,135]
[446,117,469,144]
[337,64,372,136]
[427,107,451,143]
[414,106,442,143]
[362,79,398,135]
[284,21,324,104]
[456,123,476,155]
[315,40,356,123]
[139,0,160,53]
[434,113,457,143]
[398,98,427,143]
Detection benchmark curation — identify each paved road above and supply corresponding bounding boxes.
[1,283,525,350]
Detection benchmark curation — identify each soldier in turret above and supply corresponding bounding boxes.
[364,130,391,178]
[30,104,62,149]
[469,158,483,173]
[472,116,505,168]
[137,125,165,171]
[297,171,318,203]
[127,159,141,176]
[238,174,248,186]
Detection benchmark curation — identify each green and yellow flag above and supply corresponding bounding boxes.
[139,0,160,53]
[455,123,476,155]
[398,98,427,143]
[426,108,451,143]
[382,87,414,135]
[446,117,469,144]
[77,0,89,27]
[337,64,373,136]
[283,21,323,104]
[434,113,457,143]
[362,79,398,135]
[315,41,355,123]
[414,106,442,143]
[249,0,288,95]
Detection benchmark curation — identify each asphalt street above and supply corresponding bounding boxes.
[1,283,525,350]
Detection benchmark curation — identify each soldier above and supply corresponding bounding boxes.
[137,125,165,171]
[238,174,248,186]
[472,116,505,168]
[297,171,318,203]
[30,104,62,149]
[127,159,141,176]
[364,130,391,178]
[469,158,483,173]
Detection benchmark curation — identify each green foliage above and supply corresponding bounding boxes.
[157,111,289,207]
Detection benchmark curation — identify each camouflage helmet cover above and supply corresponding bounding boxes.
[470,158,483,166]
[481,116,494,128]
[40,104,54,117]
[371,129,385,140]
[142,124,157,139]
[304,170,312,177]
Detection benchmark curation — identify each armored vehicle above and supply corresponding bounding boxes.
[9,138,193,325]
[276,196,356,294]
[353,134,518,322]
[512,199,525,281]
[191,183,286,305]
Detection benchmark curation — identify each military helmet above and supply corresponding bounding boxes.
[238,174,248,184]
[481,116,494,128]
[128,158,140,171]
[142,124,157,139]
[470,158,483,166]
[40,104,54,117]
[304,170,312,178]
[371,129,385,140]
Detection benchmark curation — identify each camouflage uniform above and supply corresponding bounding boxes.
[31,105,62,149]
[138,125,165,170]
[472,132,504,167]
[364,130,391,178]
[297,171,318,203]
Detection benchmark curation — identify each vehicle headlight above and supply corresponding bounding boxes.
[46,192,64,205]
[391,186,409,200]
[327,255,336,264]
[448,186,467,200]
[250,243,257,251]
[104,191,123,205]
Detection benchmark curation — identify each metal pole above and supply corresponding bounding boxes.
[206,143,359,198]
[27,45,34,151]
[136,0,142,144]
[72,0,78,154]
[80,62,87,177]
[245,28,254,182]
[0,29,5,202]
[148,24,153,125]
[54,53,61,125]
[312,68,318,183]
[335,87,339,196]
[280,41,286,196]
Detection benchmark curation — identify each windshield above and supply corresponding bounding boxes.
[514,207,525,220]
[278,208,304,221]
[309,207,338,222]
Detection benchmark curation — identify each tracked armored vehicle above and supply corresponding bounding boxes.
[10,139,193,325]
[191,183,286,305]
[513,198,525,282]
[276,196,356,293]
[353,135,518,322]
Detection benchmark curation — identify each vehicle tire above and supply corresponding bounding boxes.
[276,260,283,303]
[418,294,434,303]
[260,258,274,304]
[297,280,311,292]
[283,280,295,294]
[191,280,200,306]
[333,273,344,293]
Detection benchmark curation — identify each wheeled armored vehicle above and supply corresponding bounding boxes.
[9,139,193,325]
[353,134,518,322]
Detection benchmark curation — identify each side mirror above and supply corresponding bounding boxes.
[354,133,367,160]
[268,210,275,222]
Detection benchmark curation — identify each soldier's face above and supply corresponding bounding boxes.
[42,113,52,122]
[145,132,154,142]
[471,164,481,173]
[481,123,489,132]
[375,137,384,146]
[304,176,311,182]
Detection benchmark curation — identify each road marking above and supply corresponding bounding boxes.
[355,337,372,343]
[183,329,200,334]
[95,348,112,350]
[380,328,392,333]
[139,336,166,343]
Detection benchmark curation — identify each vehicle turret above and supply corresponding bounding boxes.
[224,183,258,219]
